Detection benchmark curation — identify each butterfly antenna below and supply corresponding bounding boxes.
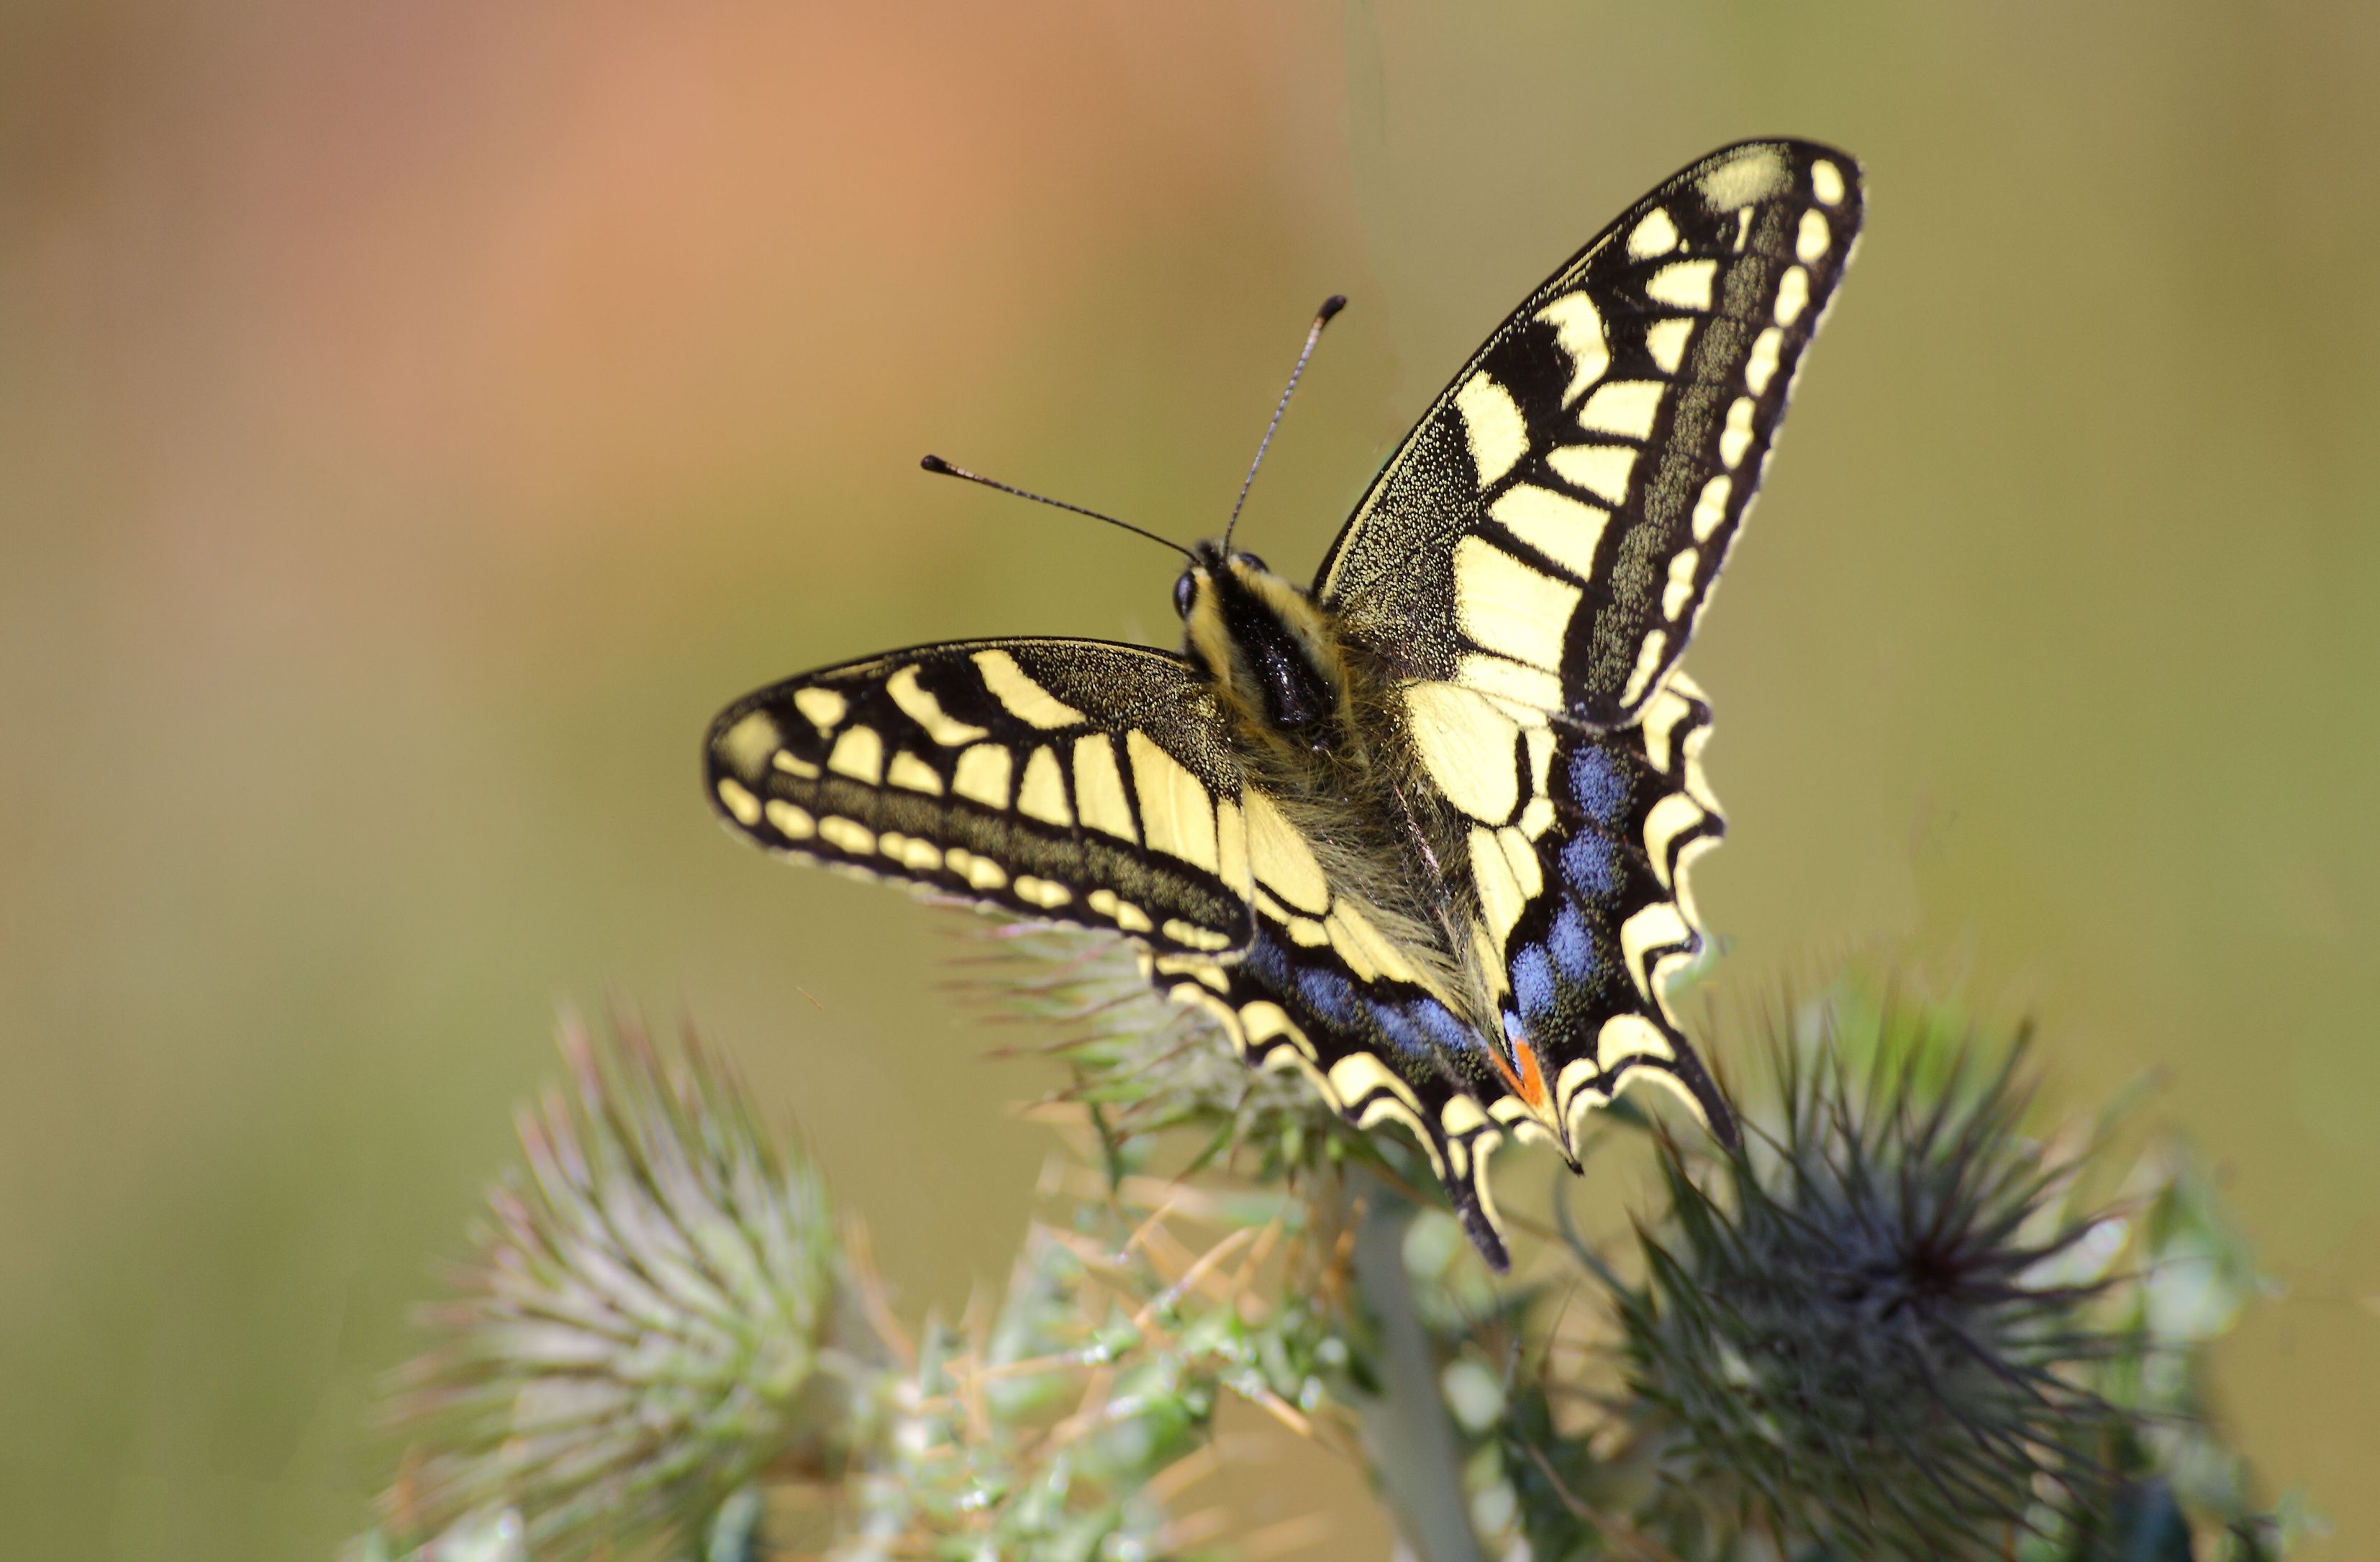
[1224,293,1347,552]
[920,454,1193,560]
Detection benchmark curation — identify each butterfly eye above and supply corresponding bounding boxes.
[1233,551,1268,572]
[1173,571,1197,617]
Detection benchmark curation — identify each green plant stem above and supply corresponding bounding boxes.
[1351,1179,1486,1562]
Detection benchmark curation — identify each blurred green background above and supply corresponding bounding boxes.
[4,0,2374,1554]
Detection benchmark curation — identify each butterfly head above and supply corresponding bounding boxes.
[1175,540,1348,749]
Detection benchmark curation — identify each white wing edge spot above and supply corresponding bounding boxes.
[716,778,761,826]
[1796,208,1831,263]
[1718,396,1757,469]
[1691,475,1732,542]
[791,687,846,732]
[1744,326,1784,397]
[1628,207,1680,259]
[1617,630,1668,710]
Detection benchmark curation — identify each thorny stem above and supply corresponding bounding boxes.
[1349,1175,1486,1562]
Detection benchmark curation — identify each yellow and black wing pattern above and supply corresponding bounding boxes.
[1318,140,1863,727]
[706,638,1257,958]
[705,140,1863,1272]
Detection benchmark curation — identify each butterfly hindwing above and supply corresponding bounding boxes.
[1317,140,1863,728]
[1484,675,1730,1139]
[707,141,1866,1273]
[705,638,1255,956]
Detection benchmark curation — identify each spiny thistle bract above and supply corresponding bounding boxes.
[356,947,2305,1562]
[374,1012,875,1558]
[1520,986,2309,1562]
[1574,995,2120,1557]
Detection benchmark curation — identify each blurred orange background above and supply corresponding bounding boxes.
[4,0,2376,1554]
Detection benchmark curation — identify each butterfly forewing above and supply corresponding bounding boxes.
[706,639,1256,955]
[1317,140,1863,728]
[706,140,1864,1273]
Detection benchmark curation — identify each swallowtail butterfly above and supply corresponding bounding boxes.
[707,140,1863,1269]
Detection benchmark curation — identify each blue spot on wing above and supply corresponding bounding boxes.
[1371,1002,1435,1061]
[1244,932,1293,988]
[1298,963,1359,1027]
[1561,831,1620,898]
[1408,999,1476,1057]
[1568,746,1628,823]
[1550,903,1596,980]
[1511,944,1558,1022]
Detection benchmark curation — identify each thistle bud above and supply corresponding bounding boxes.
[1599,996,2123,1558]
[378,1012,879,1557]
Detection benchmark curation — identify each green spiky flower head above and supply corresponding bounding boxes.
[1609,993,2125,1557]
[380,1012,882,1558]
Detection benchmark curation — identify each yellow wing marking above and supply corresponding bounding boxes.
[1403,680,1522,824]
[1214,798,1248,896]
[1457,654,1562,714]
[764,799,815,839]
[1617,630,1669,710]
[1645,317,1693,374]
[1125,730,1218,873]
[1491,483,1608,581]
[1577,379,1663,441]
[1454,537,1579,674]
[971,649,1086,729]
[1086,888,1155,934]
[945,847,1007,891]
[1620,902,1694,1000]
[827,726,884,784]
[1013,875,1072,909]
[1627,206,1679,259]
[1797,207,1832,263]
[1641,792,1707,890]
[1017,747,1071,827]
[952,743,1012,808]
[886,750,942,795]
[1691,475,1732,541]
[1776,265,1811,326]
[716,711,780,777]
[1454,372,1528,486]
[1535,293,1609,406]
[791,687,845,732]
[1662,547,1702,620]
[1645,258,1716,311]
[715,778,761,827]
[819,816,874,855]
[886,666,989,746]
[1719,394,1758,468]
[1236,789,1330,913]
[1071,734,1137,840]
[1696,142,1788,208]
[1546,443,1638,506]
[1745,326,1784,396]
[1470,826,1528,950]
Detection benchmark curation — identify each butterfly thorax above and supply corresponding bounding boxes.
[1176,545,1351,756]
[1177,545,1494,1031]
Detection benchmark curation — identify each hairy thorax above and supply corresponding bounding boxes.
[1178,548,1491,1027]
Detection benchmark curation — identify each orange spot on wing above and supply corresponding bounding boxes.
[1489,1028,1553,1112]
